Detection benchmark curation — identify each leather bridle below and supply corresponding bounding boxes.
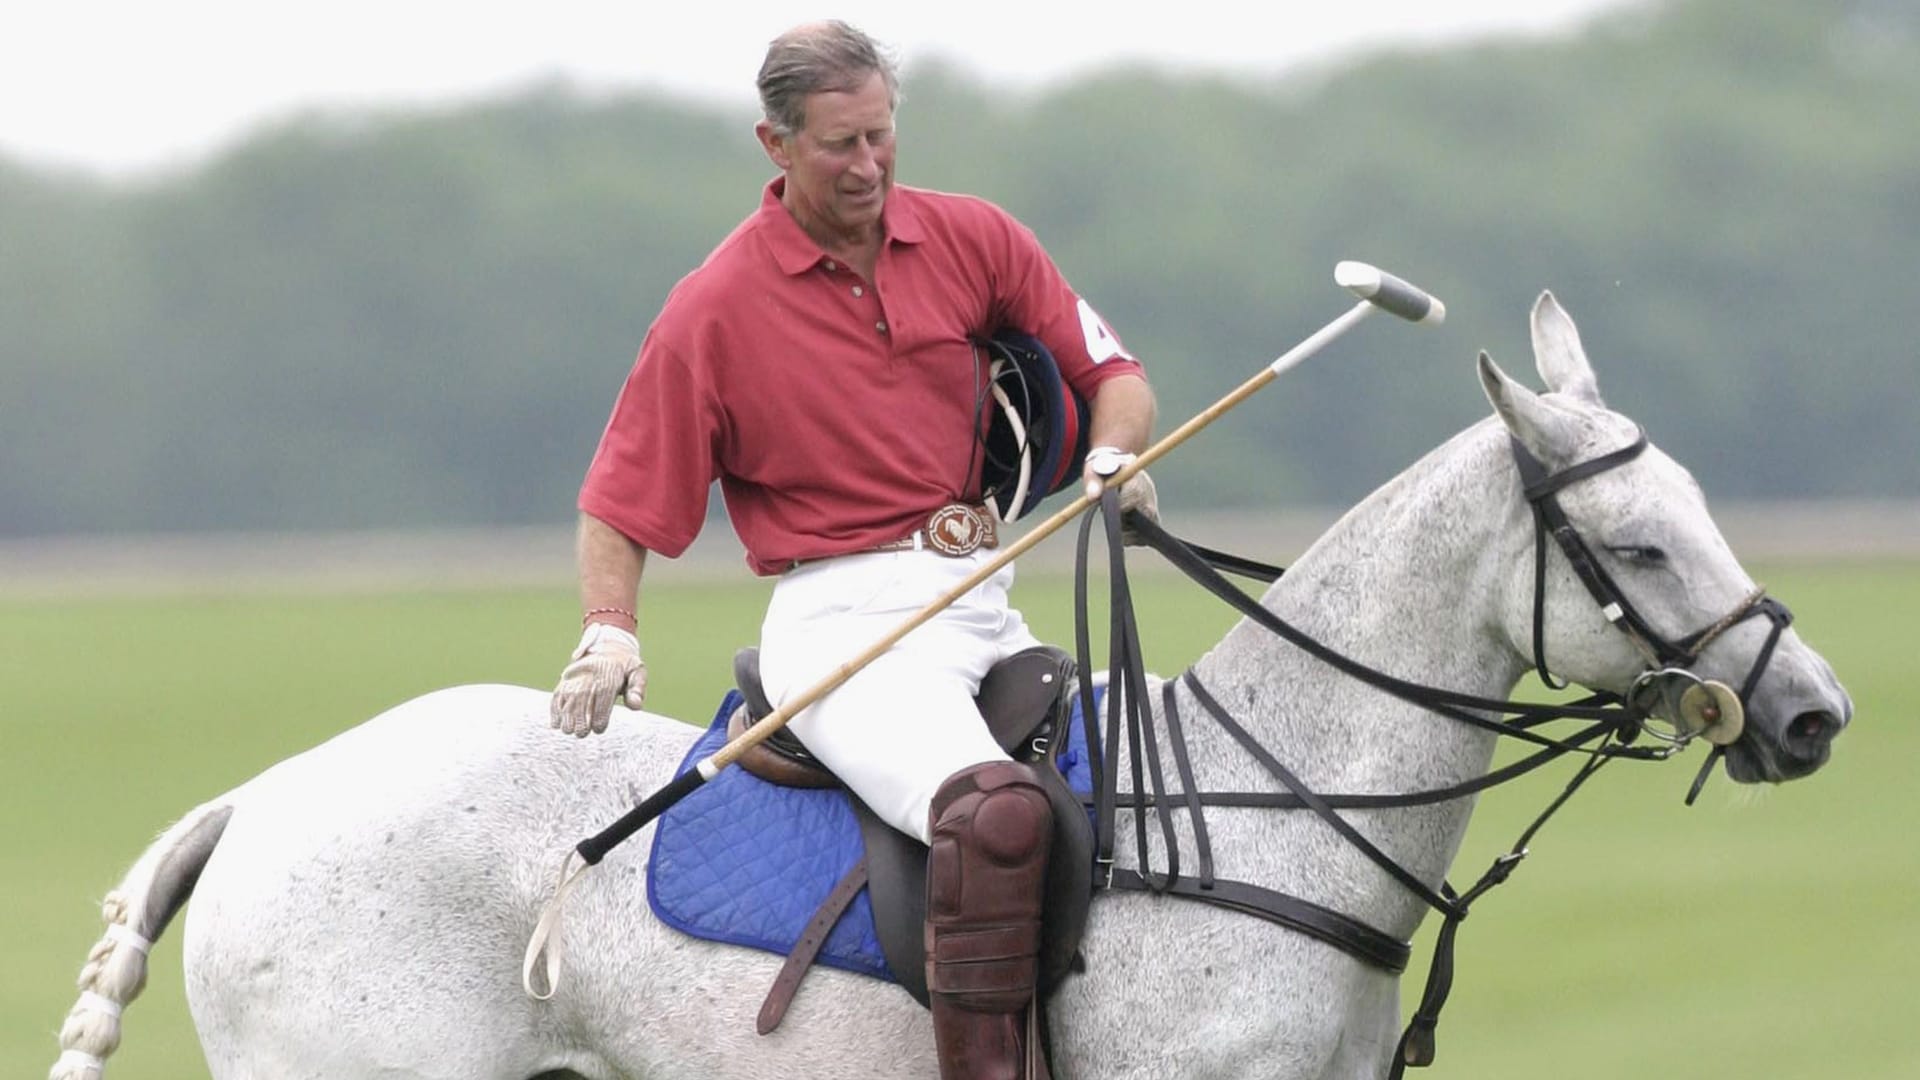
[1070,426,1799,1078]
[1510,428,1794,786]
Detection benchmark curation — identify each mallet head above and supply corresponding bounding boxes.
[1336,261,1446,325]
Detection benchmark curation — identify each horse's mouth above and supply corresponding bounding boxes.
[1723,724,1834,783]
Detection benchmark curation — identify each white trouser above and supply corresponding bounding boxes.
[759,548,1041,843]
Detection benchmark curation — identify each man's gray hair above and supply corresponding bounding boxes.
[757,21,900,138]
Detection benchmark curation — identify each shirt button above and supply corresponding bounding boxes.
[823,260,838,271]
[852,285,864,298]
[875,321,888,334]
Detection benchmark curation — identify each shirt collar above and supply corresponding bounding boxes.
[758,176,925,276]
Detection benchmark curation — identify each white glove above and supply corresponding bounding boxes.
[1084,446,1160,543]
[550,623,646,737]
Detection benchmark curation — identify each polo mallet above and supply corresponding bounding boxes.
[523,260,1446,997]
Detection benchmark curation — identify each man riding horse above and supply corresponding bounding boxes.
[547,20,1158,1079]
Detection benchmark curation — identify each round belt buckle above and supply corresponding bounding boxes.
[926,505,986,556]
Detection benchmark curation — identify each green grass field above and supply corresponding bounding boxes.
[3,560,1914,1078]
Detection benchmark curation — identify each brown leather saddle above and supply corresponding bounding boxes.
[728,644,1096,1032]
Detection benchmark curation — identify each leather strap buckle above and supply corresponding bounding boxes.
[923,503,997,556]
[868,503,998,557]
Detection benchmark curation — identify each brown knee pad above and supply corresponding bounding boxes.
[924,761,1055,1015]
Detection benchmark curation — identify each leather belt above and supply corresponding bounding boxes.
[863,503,1000,558]
[787,504,1000,572]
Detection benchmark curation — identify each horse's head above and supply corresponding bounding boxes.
[1478,292,1850,785]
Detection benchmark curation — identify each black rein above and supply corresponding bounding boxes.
[1071,490,1675,1077]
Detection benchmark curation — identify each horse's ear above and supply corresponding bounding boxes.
[1480,350,1585,465]
[1530,292,1604,406]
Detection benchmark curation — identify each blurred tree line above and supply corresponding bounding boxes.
[2,0,1915,538]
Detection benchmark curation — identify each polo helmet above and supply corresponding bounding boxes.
[976,329,1091,524]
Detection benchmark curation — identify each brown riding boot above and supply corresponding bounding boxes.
[924,761,1054,1080]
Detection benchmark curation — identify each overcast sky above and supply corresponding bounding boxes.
[4,1,1633,176]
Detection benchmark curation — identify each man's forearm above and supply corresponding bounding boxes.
[1087,373,1156,454]
[577,512,648,631]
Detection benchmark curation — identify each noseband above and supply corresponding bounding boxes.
[1509,428,1793,761]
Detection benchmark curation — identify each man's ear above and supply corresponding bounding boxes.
[755,121,792,171]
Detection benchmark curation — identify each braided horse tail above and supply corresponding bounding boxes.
[49,800,235,1079]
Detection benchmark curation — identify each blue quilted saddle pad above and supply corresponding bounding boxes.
[647,685,1101,983]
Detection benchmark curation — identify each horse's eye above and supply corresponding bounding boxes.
[1605,544,1667,565]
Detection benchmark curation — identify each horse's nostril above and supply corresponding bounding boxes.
[1773,710,1840,774]
[1789,711,1838,745]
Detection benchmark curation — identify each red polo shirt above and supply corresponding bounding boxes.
[580,178,1146,576]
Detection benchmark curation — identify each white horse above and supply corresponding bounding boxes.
[52,294,1850,1080]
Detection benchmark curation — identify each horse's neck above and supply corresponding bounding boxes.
[1229,421,1526,696]
[1177,421,1529,933]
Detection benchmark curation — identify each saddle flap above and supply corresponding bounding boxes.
[732,648,829,779]
[733,647,776,720]
[976,646,1077,755]
[727,704,839,789]
[854,764,1094,1009]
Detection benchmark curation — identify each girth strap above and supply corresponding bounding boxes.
[757,858,872,1034]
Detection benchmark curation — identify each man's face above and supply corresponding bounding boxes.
[759,70,896,244]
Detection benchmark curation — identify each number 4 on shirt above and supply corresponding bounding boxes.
[1077,298,1133,365]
